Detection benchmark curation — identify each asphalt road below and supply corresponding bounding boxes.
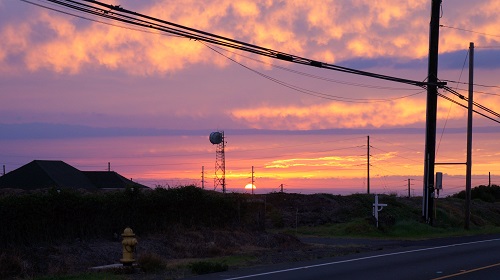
[188,234,500,280]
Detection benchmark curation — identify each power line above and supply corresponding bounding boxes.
[20,0,182,37]
[31,0,443,89]
[438,89,500,124]
[370,146,421,164]
[210,44,422,92]
[443,86,500,119]
[202,42,426,103]
[442,79,500,89]
[437,49,469,156]
[440,24,500,39]
[20,1,500,120]
[370,136,422,154]
[452,87,500,97]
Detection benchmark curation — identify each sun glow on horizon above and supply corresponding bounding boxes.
[244,183,256,190]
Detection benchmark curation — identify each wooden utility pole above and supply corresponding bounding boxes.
[408,178,414,198]
[201,166,205,189]
[251,166,255,195]
[423,0,442,225]
[465,42,474,230]
[367,135,370,194]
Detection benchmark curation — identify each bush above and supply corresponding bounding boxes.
[452,185,500,202]
[189,261,228,275]
[0,186,248,245]
[137,252,166,273]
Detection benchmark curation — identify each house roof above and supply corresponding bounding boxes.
[83,171,148,189]
[0,160,148,190]
[0,160,96,190]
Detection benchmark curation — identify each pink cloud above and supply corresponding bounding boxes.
[2,0,498,76]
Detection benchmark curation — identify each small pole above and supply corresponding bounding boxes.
[489,172,491,187]
[202,166,205,189]
[408,179,411,198]
[2,165,5,176]
[108,162,111,172]
[251,166,254,195]
[367,135,370,194]
[280,184,284,193]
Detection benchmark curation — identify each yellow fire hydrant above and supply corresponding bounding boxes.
[120,227,138,266]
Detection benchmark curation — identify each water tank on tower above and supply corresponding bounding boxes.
[209,131,223,145]
[209,131,226,193]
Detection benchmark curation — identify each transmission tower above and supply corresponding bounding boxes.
[210,131,226,193]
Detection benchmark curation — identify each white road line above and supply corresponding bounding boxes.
[224,238,500,280]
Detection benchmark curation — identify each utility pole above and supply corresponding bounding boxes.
[251,166,255,195]
[108,162,111,172]
[423,0,442,225]
[465,42,474,230]
[489,172,491,187]
[2,165,5,176]
[408,178,415,198]
[201,166,205,189]
[367,135,370,194]
[280,183,284,193]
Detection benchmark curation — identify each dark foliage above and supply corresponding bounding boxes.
[0,253,25,278]
[189,261,228,275]
[137,252,166,273]
[452,185,500,202]
[0,186,253,246]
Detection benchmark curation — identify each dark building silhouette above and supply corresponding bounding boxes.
[0,160,148,191]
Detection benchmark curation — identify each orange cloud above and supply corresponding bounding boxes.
[232,1,260,18]
[229,96,469,129]
[266,155,365,169]
[1,0,499,75]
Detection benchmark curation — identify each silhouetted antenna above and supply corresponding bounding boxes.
[209,131,226,193]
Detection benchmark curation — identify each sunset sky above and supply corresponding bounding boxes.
[1,0,500,196]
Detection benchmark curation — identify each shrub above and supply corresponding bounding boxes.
[189,261,228,275]
[137,252,166,273]
[453,185,500,202]
[0,186,245,245]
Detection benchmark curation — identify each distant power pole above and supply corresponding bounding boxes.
[407,179,415,198]
[367,135,370,194]
[2,165,5,176]
[108,162,111,172]
[280,184,284,193]
[201,166,205,189]
[251,166,255,195]
[489,172,491,187]
[408,179,411,197]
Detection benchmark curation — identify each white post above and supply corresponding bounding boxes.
[373,195,388,228]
